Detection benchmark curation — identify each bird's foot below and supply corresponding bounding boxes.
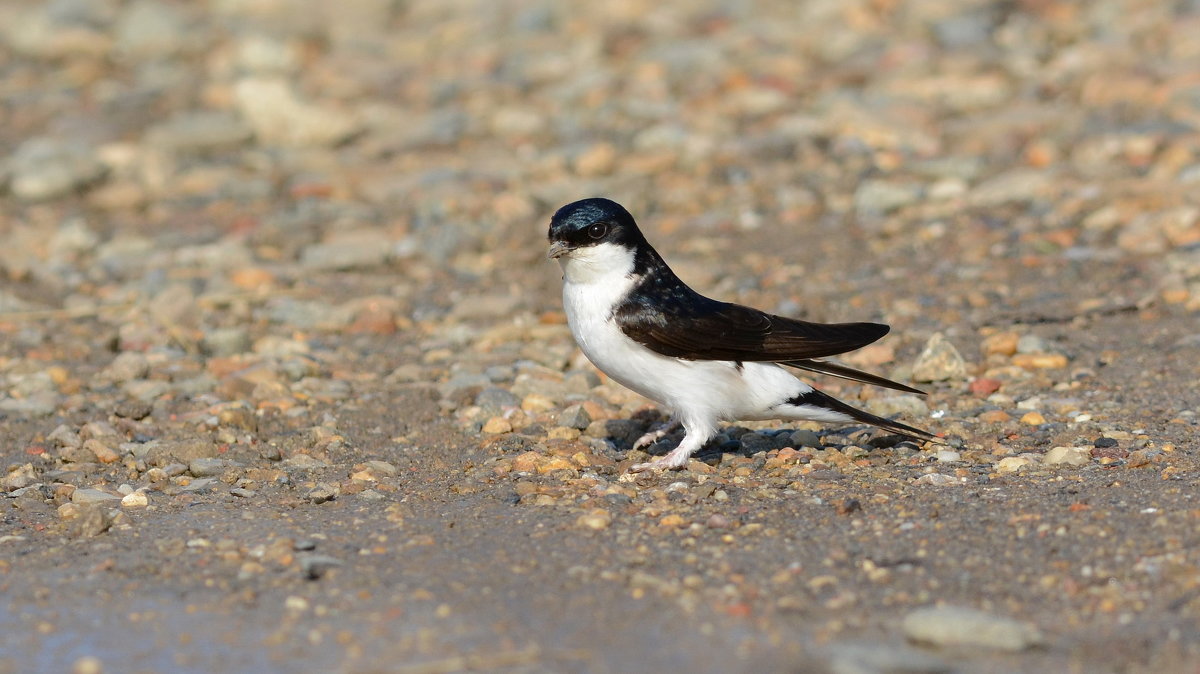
[629,445,693,472]
[632,418,682,451]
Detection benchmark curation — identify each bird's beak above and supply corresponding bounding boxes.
[547,240,571,260]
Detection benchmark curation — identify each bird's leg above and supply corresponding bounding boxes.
[630,423,713,472]
[632,416,681,451]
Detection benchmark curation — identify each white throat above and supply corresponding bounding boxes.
[557,242,636,285]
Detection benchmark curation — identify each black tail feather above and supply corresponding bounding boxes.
[788,389,940,444]
[783,359,926,395]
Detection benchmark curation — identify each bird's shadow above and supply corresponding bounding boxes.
[602,415,922,466]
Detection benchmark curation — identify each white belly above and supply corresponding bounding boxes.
[562,275,805,422]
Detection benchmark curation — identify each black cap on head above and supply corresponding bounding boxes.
[547,198,644,253]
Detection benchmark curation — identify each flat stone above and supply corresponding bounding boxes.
[284,454,329,470]
[363,460,398,477]
[903,605,1043,652]
[789,429,822,448]
[300,230,392,271]
[72,488,121,504]
[996,456,1036,473]
[7,137,107,201]
[1044,446,1090,466]
[234,77,362,147]
[189,457,236,477]
[299,553,343,580]
[121,491,149,507]
[824,640,950,674]
[145,112,254,154]
[115,0,191,58]
[474,387,521,415]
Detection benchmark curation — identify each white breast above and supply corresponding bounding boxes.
[558,243,808,424]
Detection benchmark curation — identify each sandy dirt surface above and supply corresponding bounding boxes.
[3,1,1200,672]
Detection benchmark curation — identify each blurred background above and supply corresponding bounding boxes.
[1,0,1198,322]
[3,2,1200,672]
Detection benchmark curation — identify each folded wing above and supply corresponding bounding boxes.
[615,289,890,363]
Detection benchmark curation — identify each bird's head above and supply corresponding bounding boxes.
[547,198,644,265]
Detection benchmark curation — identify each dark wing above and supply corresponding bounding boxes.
[783,359,926,395]
[615,282,889,363]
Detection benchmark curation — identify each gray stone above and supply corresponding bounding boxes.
[122,379,171,403]
[68,505,116,538]
[144,439,218,465]
[2,4,113,60]
[114,399,152,420]
[824,640,950,674]
[180,477,217,493]
[7,137,107,201]
[114,0,190,58]
[854,180,923,217]
[306,482,339,504]
[299,553,343,580]
[441,373,491,399]
[475,387,521,415]
[789,429,822,448]
[448,293,522,321]
[47,424,82,448]
[557,404,592,430]
[102,351,150,383]
[72,488,121,504]
[189,457,236,477]
[284,454,329,470]
[0,393,59,418]
[3,464,39,492]
[201,327,251,356]
[739,432,776,454]
[266,298,356,329]
[933,6,1000,49]
[49,217,101,257]
[363,460,397,477]
[145,111,254,154]
[866,395,930,419]
[234,34,301,75]
[234,77,362,147]
[903,605,1043,652]
[911,333,968,383]
[1016,334,1049,354]
[300,231,392,271]
[563,370,601,394]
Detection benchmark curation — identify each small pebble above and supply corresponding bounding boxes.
[120,491,149,507]
[1020,411,1046,425]
[981,332,1019,357]
[306,483,339,504]
[996,456,1036,473]
[911,333,968,383]
[557,404,592,430]
[1044,446,1090,466]
[299,554,343,580]
[576,509,612,530]
[1012,353,1069,370]
[482,417,513,434]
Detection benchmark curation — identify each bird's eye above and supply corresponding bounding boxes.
[587,223,608,240]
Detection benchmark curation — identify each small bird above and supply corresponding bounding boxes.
[547,197,936,472]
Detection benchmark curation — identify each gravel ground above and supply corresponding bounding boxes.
[3,0,1200,672]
